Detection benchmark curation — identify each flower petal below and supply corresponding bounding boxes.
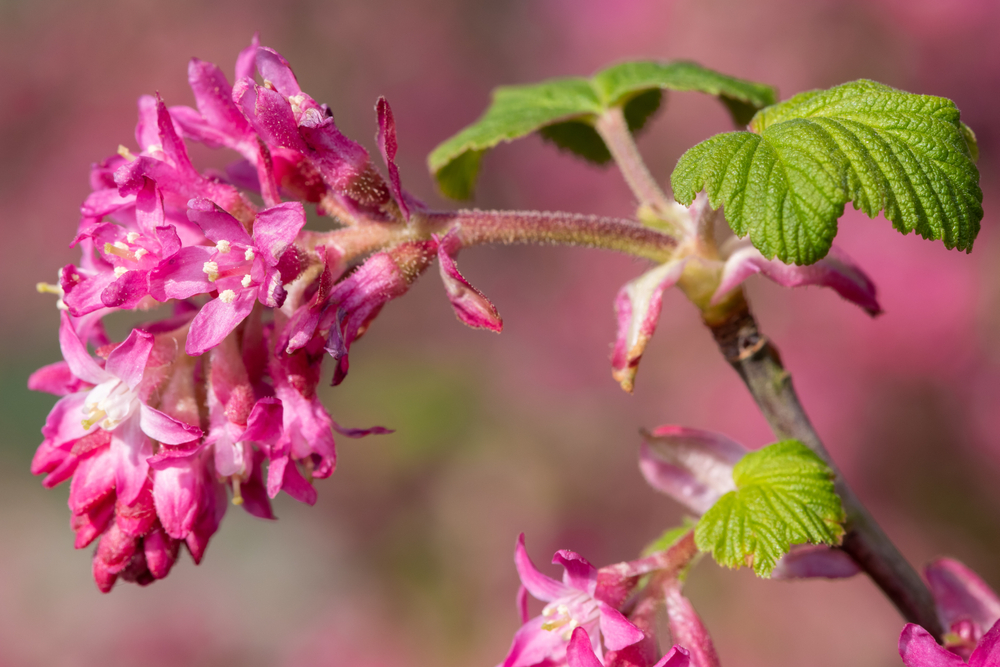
[376,97,409,220]
[59,312,109,385]
[148,245,216,301]
[139,404,202,445]
[514,533,570,602]
[435,229,502,332]
[500,615,569,667]
[638,425,746,515]
[664,581,721,667]
[713,242,881,316]
[598,604,644,651]
[234,33,259,82]
[566,628,604,667]
[238,397,283,445]
[187,198,253,246]
[899,624,967,667]
[252,202,306,266]
[771,544,861,579]
[926,558,1000,640]
[653,647,692,667]
[105,328,154,390]
[553,550,599,596]
[611,257,689,393]
[970,619,1000,667]
[185,288,257,356]
[111,416,152,506]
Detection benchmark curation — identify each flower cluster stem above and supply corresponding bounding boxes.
[707,295,943,639]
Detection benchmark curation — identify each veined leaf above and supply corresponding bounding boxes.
[694,440,845,578]
[429,61,777,199]
[672,79,983,265]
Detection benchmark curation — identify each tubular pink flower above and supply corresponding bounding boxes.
[500,534,645,667]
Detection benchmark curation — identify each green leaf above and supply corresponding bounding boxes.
[672,79,983,264]
[428,61,777,199]
[694,440,845,578]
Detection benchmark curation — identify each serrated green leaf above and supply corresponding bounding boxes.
[694,440,845,578]
[429,61,777,199]
[672,79,983,264]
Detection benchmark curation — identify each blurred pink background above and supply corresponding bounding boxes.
[2,0,999,665]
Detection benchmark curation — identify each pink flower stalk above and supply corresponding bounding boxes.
[499,534,645,667]
[639,425,860,580]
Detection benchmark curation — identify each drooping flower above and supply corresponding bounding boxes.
[924,558,1000,660]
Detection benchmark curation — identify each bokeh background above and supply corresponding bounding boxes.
[1,0,999,665]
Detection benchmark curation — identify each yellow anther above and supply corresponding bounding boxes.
[81,410,107,431]
[219,289,236,304]
[36,282,61,295]
[216,240,231,254]
[231,478,244,505]
[117,145,136,161]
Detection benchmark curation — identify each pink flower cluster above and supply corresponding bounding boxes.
[27,36,456,591]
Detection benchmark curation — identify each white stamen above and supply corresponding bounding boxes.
[114,267,128,278]
[126,232,140,243]
[241,274,253,288]
[145,143,163,154]
[216,240,231,254]
[113,241,129,251]
[289,94,306,114]
[219,289,236,304]
[244,247,255,261]
[203,261,219,282]
[134,248,148,260]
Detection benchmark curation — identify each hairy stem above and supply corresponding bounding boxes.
[308,209,678,264]
[427,209,677,261]
[707,294,943,638]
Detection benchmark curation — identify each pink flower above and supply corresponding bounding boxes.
[150,197,305,355]
[925,558,1000,660]
[499,534,645,667]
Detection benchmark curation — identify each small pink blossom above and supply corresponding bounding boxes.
[499,534,644,667]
